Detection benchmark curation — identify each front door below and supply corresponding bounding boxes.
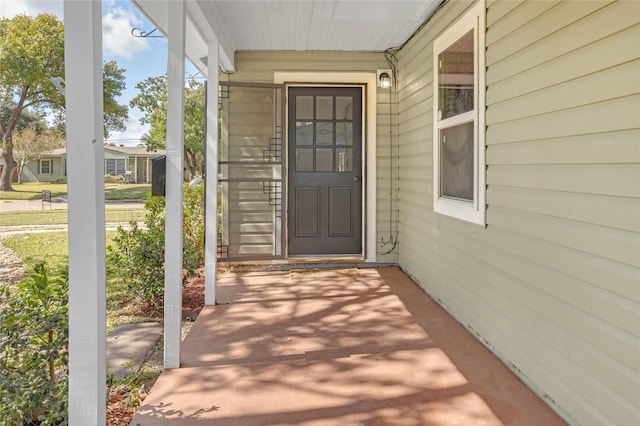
[288,87,363,256]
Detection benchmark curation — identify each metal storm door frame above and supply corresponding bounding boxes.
[217,81,285,261]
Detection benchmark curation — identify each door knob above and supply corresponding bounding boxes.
[353,176,361,182]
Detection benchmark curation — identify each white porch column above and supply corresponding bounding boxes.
[164,0,186,369]
[64,0,106,424]
[205,38,219,306]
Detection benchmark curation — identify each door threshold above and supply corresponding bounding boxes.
[287,255,364,264]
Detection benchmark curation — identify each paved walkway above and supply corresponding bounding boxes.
[131,267,566,425]
[107,322,163,380]
[0,196,144,212]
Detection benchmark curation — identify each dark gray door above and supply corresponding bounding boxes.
[288,87,362,255]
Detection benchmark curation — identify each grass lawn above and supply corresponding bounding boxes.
[0,182,151,201]
[2,231,155,332]
[0,208,146,227]
[105,183,151,200]
[0,182,67,200]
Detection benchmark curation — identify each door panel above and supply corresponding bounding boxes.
[288,87,362,255]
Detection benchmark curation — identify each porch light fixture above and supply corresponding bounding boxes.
[377,69,392,88]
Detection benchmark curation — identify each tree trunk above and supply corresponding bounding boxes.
[185,148,197,182]
[0,140,14,191]
[16,163,24,184]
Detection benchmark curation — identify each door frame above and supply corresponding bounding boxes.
[275,72,378,262]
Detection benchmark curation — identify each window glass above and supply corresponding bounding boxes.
[440,122,474,200]
[316,122,333,146]
[316,96,333,120]
[315,148,333,171]
[295,122,313,145]
[438,30,474,121]
[336,148,353,172]
[336,122,352,146]
[296,96,313,120]
[296,148,313,171]
[40,160,51,174]
[335,96,353,120]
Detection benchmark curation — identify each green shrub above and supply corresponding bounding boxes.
[54,176,67,184]
[104,174,125,184]
[0,263,69,425]
[107,183,204,306]
[183,182,205,266]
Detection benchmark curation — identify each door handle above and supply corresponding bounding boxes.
[353,176,361,182]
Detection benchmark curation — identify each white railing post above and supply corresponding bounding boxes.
[164,0,186,369]
[65,0,106,423]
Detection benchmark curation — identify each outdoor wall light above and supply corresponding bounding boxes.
[377,69,392,88]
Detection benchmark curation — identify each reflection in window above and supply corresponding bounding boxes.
[296,96,313,119]
[316,148,333,171]
[296,148,314,171]
[336,122,353,146]
[316,122,333,146]
[440,122,474,200]
[438,30,474,121]
[335,96,353,120]
[316,96,333,120]
[336,148,353,172]
[296,121,313,145]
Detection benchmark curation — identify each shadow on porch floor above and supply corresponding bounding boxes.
[130,266,565,425]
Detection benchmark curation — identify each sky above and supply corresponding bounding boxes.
[0,0,200,146]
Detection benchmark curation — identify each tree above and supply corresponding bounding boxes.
[0,14,129,191]
[13,125,60,183]
[130,76,205,180]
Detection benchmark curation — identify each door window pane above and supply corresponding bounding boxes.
[438,29,474,120]
[296,121,313,145]
[315,148,333,171]
[316,96,333,120]
[335,96,353,120]
[335,148,353,172]
[440,121,474,201]
[336,122,352,146]
[296,96,313,119]
[316,122,333,146]
[296,148,314,171]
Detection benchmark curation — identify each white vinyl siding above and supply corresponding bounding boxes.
[395,1,640,425]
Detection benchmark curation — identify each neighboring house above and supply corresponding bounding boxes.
[14,146,165,183]
[64,1,640,425]
[19,147,66,183]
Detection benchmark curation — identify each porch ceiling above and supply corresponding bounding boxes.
[131,0,443,73]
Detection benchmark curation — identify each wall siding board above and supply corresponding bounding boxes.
[487,205,639,267]
[486,0,522,27]
[487,60,640,125]
[486,129,640,165]
[486,95,640,145]
[487,23,640,102]
[487,0,611,65]
[487,1,640,86]
[485,0,558,46]
[487,186,640,233]
[395,0,640,424]
[488,164,640,198]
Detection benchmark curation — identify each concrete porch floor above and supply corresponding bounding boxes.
[131,267,566,425]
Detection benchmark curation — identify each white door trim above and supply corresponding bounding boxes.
[274,71,377,262]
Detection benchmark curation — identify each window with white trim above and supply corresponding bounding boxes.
[433,3,485,225]
[39,159,52,174]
